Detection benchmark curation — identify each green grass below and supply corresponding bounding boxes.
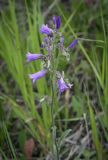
[0,0,108,159]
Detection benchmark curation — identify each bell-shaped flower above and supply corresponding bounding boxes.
[26,52,43,62]
[29,69,47,83]
[58,77,72,94]
[68,39,78,49]
[40,24,53,35]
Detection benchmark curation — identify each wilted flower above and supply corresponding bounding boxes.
[58,77,71,94]
[53,16,61,29]
[68,39,78,49]
[26,52,43,62]
[29,69,47,83]
[40,24,53,35]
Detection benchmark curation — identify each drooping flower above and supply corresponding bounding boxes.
[26,52,43,62]
[53,16,61,29]
[68,39,78,49]
[29,69,47,83]
[40,24,53,35]
[58,77,71,94]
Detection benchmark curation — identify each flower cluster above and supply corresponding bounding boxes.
[27,16,78,94]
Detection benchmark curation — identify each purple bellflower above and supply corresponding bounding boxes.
[29,69,47,83]
[53,16,61,29]
[40,24,53,35]
[26,52,43,62]
[58,77,71,94]
[27,16,76,94]
[68,39,78,49]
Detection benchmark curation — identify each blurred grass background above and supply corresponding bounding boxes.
[0,0,108,159]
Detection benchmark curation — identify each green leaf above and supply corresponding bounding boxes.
[89,106,103,160]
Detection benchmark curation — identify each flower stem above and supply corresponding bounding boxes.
[50,56,59,160]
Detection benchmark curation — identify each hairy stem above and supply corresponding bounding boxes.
[50,48,59,159]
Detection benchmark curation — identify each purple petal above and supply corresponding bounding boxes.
[68,39,78,49]
[53,16,61,29]
[29,69,47,83]
[56,16,61,29]
[40,24,53,35]
[26,52,43,62]
[58,77,70,94]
